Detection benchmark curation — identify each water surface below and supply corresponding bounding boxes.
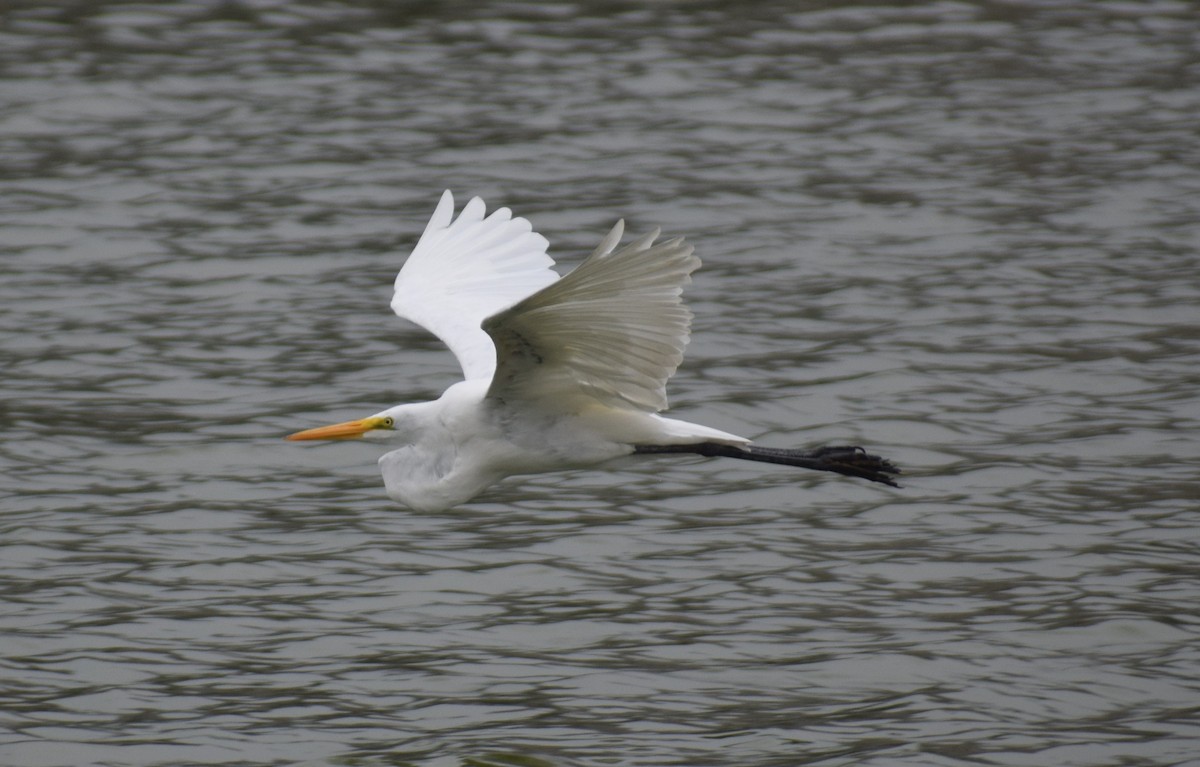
[2,2,1199,766]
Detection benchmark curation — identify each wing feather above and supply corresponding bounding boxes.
[483,224,699,413]
[391,191,559,381]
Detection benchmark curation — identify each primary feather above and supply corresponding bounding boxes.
[390,190,558,381]
[484,224,698,413]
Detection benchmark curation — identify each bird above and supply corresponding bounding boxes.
[286,191,899,511]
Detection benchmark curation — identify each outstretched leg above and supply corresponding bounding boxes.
[633,443,901,487]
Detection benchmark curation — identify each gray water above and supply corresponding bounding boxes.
[2,2,1199,766]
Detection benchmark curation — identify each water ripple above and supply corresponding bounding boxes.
[3,2,1199,766]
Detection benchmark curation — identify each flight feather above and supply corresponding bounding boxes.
[391,190,559,381]
[483,225,700,413]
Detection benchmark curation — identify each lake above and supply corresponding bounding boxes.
[2,2,1198,766]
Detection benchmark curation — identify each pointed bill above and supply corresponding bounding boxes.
[285,416,390,441]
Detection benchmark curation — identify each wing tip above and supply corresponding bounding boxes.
[590,219,626,259]
[424,189,456,233]
[461,196,487,223]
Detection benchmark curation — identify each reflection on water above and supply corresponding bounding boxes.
[2,2,1199,766]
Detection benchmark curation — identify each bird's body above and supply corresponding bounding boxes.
[287,192,898,509]
[371,378,747,511]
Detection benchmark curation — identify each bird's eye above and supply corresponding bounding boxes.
[382,417,394,428]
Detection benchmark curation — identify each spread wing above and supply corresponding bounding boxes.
[391,191,559,381]
[482,221,699,413]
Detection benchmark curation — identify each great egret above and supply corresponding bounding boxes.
[287,191,899,510]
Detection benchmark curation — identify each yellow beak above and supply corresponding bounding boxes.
[285,416,389,441]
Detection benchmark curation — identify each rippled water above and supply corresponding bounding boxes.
[3,2,1199,766]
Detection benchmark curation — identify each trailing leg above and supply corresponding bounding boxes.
[633,442,901,487]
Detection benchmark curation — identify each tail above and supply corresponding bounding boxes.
[633,443,901,488]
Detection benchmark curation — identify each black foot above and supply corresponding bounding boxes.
[802,445,902,487]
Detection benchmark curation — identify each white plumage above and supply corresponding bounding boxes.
[287,191,900,510]
[391,192,558,382]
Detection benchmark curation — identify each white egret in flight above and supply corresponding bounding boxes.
[287,192,899,510]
